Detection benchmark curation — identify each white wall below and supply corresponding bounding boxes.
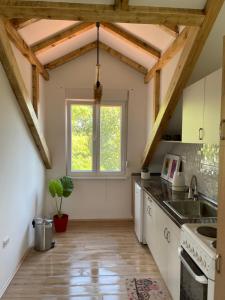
[0,50,46,296]
[44,49,147,219]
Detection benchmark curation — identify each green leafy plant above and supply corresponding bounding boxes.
[48,176,74,217]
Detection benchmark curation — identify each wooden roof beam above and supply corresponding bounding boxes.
[144,27,191,83]
[114,0,129,10]
[159,25,179,37]
[101,22,160,59]
[4,19,49,80]
[10,18,40,30]
[44,41,147,75]
[0,1,205,26]
[142,0,224,168]
[0,17,51,169]
[32,22,95,55]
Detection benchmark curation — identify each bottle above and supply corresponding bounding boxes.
[172,161,185,191]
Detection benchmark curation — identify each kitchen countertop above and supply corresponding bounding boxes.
[134,175,217,228]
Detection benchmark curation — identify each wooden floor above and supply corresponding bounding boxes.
[3,221,168,300]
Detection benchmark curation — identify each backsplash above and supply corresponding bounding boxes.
[170,143,219,201]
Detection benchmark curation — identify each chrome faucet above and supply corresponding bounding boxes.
[188,175,198,200]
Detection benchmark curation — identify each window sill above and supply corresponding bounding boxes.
[69,175,129,180]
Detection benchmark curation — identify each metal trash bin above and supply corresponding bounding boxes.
[32,218,55,251]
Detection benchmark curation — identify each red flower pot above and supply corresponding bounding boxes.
[53,214,68,232]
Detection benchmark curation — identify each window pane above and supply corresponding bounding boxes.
[71,104,93,171]
[100,106,122,172]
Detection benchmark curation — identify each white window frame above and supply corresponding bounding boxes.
[66,99,128,178]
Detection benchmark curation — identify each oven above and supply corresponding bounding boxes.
[178,247,215,300]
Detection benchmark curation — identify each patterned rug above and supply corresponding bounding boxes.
[126,278,171,300]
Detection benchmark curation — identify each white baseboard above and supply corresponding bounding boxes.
[69,218,134,222]
[0,246,32,299]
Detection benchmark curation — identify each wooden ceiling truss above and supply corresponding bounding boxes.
[0,0,223,169]
[0,17,51,169]
[0,1,205,26]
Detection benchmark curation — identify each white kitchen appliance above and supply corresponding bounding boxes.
[179,223,217,300]
[134,182,145,243]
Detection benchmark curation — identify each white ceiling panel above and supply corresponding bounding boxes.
[100,29,155,69]
[37,28,96,64]
[19,20,78,45]
[130,0,206,9]
[117,23,174,53]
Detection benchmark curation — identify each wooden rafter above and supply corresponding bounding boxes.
[44,41,147,75]
[101,23,160,59]
[114,0,129,10]
[44,41,97,70]
[142,0,225,168]
[10,18,40,30]
[145,27,191,83]
[152,70,160,122]
[160,25,179,37]
[32,65,39,117]
[32,22,95,55]
[0,17,51,169]
[4,19,49,80]
[0,1,205,26]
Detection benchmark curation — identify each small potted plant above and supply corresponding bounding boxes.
[48,176,74,232]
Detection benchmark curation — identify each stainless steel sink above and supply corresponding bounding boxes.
[163,199,217,219]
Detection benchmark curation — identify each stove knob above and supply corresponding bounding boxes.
[203,260,206,268]
[198,256,202,263]
[191,247,194,253]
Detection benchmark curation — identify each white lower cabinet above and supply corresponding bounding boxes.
[144,191,180,300]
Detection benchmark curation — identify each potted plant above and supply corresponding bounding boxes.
[48,176,74,232]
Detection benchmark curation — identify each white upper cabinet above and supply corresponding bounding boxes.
[204,70,222,144]
[182,69,222,144]
[182,78,205,143]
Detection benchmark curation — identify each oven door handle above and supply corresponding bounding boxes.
[178,247,208,285]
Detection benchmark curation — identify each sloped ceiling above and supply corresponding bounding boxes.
[19,21,175,69]
[17,0,207,70]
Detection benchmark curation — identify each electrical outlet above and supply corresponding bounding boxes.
[2,236,10,248]
[181,155,187,164]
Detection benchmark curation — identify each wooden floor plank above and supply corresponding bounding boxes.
[3,221,169,299]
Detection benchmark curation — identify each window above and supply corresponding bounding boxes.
[67,100,127,177]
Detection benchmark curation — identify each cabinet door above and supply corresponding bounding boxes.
[204,69,222,144]
[144,193,150,245]
[166,220,181,300]
[154,204,168,283]
[147,198,156,256]
[182,78,205,143]
[134,183,142,242]
[144,194,155,250]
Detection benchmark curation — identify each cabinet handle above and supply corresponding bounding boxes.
[199,128,204,140]
[164,227,168,239]
[167,231,171,243]
[147,206,149,214]
[149,207,151,216]
[216,254,221,273]
[220,120,225,140]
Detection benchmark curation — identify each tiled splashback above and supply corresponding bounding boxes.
[170,143,219,201]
